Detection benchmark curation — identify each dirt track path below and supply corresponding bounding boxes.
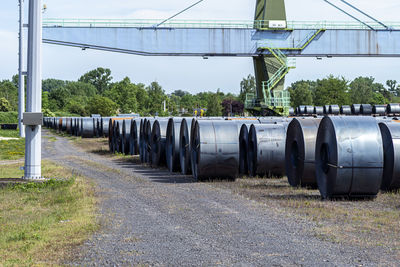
[42,131,397,266]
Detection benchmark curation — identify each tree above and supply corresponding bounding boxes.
[206,93,222,116]
[104,77,138,113]
[349,77,390,104]
[0,97,11,112]
[239,75,256,103]
[222,98,244,116]
[79,67,113,94]
[48,87,71,110]
[172,90,188,98]
[0,80,18,111]
[288,81,313,108]
[314,76,349,106]
[42,78,66,92]
[146,81,167,115]
[86,95,117,116]
[386,80,397,92]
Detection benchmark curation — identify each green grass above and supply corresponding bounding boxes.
[0,139,25,160]
[0,163,24,178]
[0,129,25,161]
[0,161,98,265]
[0,129,20,138]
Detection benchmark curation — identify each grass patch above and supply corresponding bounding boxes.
[0,129,20,138]
[211,177,400,256]
[0,163,24,178]
[0,160,97,265]
[0,138,25,160]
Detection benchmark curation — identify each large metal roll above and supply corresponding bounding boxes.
[61,117,67,132]
[323,105,330,115]
[151,119,169,167]
[101,117,112,137]
[179,118,194,175]
[71,118,76,136]
[248,123,288,177]
[289,107,295,116]
[81,117,95,138]
[144,118,156,163]
[298,105,306,115]
[329,105,340,115]
[360,104,372,115]
[387,103,400,114]
[351,104,361,115]
[305,106,314,115]
[340,105,351,115]
[285,117,322,188]
[166,118,184,172]
[114,120,123,153]
[314,106,324,115]
[75,118,81,136]
[373,105,386,116]
[239,124,251,175]
[139,118,147,162]
[379,122,400,191]
[129,119,140,155]
[316,116,383,199]
[191,120,239,181]
[65,118,72,134]
[122,119,132,155]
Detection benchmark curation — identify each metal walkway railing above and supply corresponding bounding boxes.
[42,18,400,30]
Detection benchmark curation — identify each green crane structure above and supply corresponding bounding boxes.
[245,0,292,116]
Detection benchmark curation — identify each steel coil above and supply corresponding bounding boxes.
[373,105,386,116]
[285,117,322,187]
[379,122,400,191]
[314,106,324,115]
[305,106,314,115]
[323,105,330,114]
[387,103,400,114]
[81,117,95,138]
[115,121,124,153]
[298,105,306,115]
[179,118,194,175]
[166,118,184,172]
[139,118,147,162]
[144,119,156,163]
[191,120,239,181]
[316,116,383,199]
[360,104,372,115]
[329,105,340,115]
[101,117,112,137]
[122,119,132,155]
[248,123,288,177]
[340,105,351,115]
[129,119,140,155]
[351,104,361,115]
[151,119,169,167]
[289,107,295,116]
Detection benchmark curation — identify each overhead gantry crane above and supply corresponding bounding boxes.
[42,0,400,115]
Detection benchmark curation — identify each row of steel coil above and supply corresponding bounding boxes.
[43,115,400,199]
[292,103,400,116]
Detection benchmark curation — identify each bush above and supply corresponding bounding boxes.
[0,112,18,124]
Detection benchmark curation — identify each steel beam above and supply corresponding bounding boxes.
[25,0,42,179]
[18,0,25,138]
[42,27,400,57]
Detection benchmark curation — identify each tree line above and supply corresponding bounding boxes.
[0,67,399,118]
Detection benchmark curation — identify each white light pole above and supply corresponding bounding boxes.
[18,0,25,138]
[25,0,42,179]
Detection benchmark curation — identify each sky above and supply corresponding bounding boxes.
[1,0,400,95]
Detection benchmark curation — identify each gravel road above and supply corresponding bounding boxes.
[42,131,397,266]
